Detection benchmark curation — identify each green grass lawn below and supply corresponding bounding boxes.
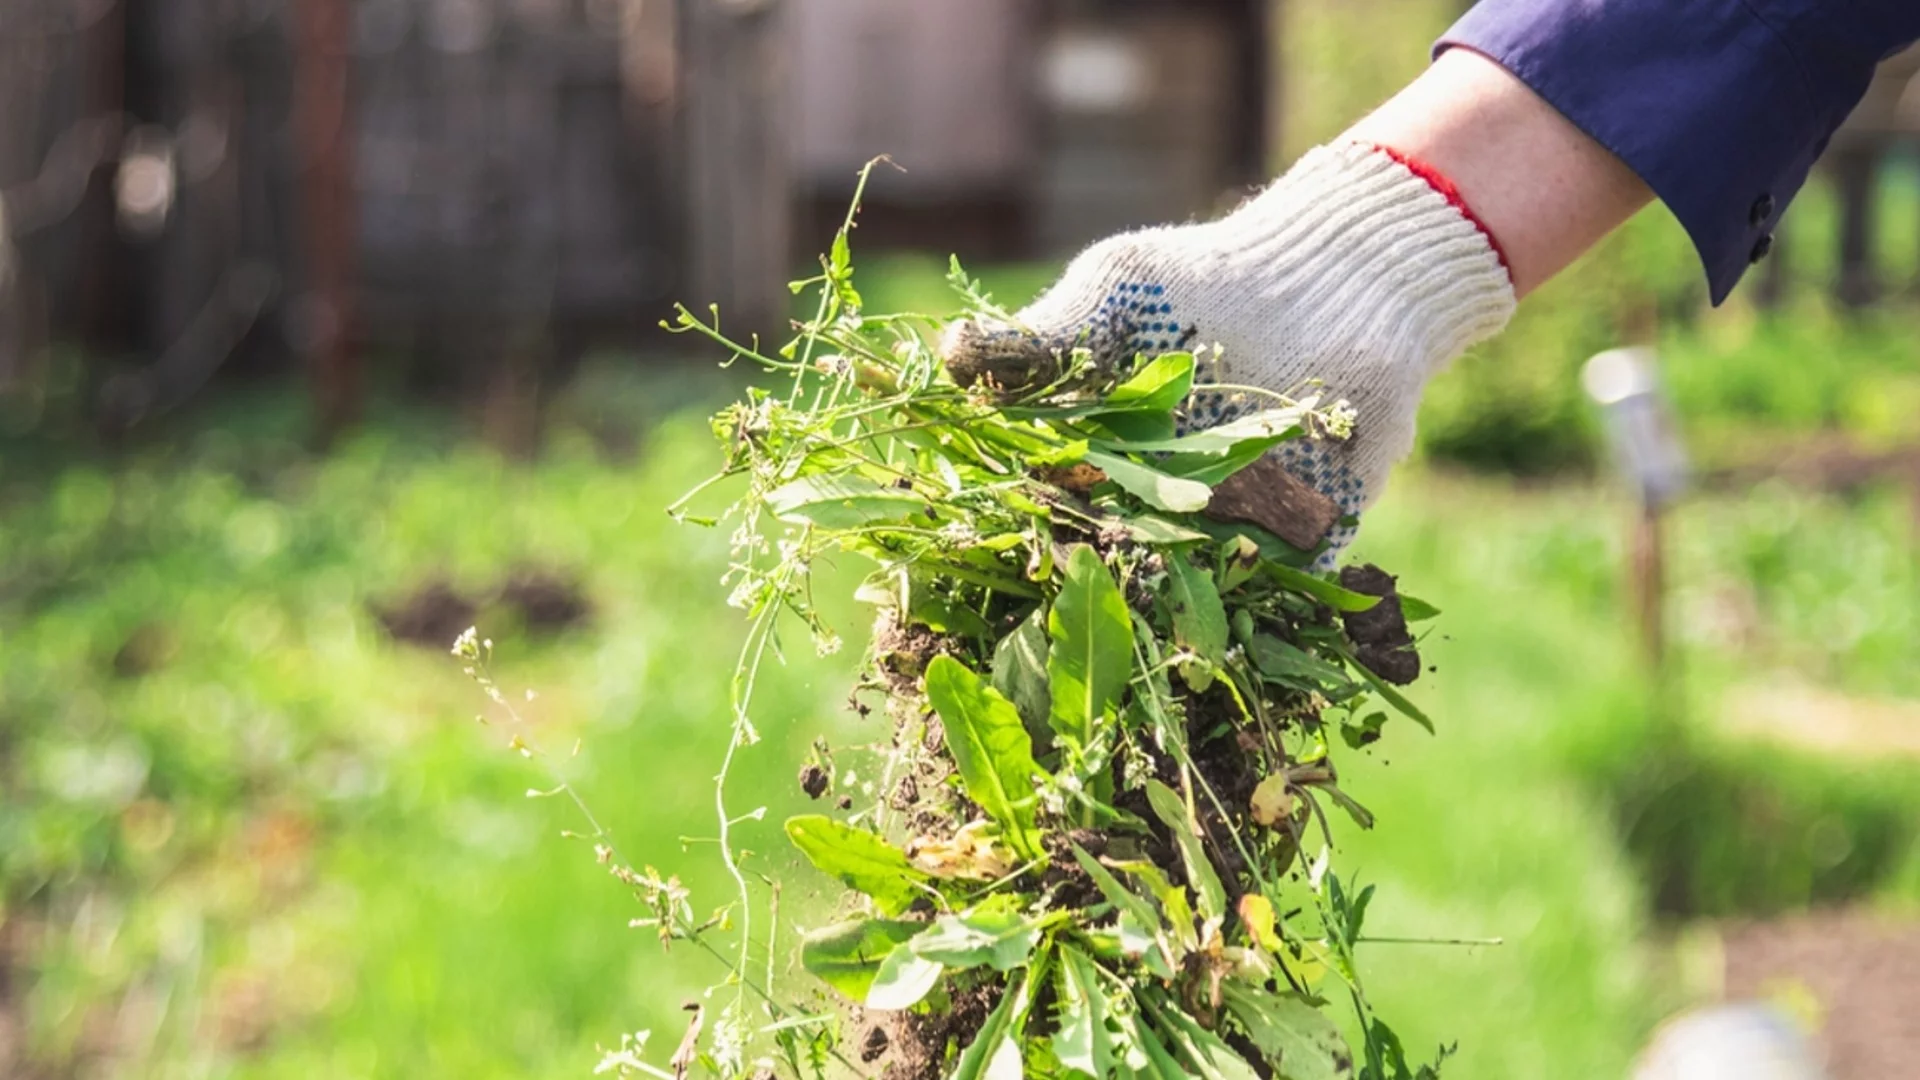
[5,373,1918,1078]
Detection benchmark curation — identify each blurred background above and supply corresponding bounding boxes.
[2,0,1918,1076]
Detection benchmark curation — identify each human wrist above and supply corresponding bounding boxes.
[1347,47,1652,297]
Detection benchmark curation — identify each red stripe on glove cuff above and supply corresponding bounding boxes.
[1368,143,1513,278]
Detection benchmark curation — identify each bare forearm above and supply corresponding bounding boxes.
[1346,48,1653,298]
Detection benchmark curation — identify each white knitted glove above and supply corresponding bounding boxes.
[943,141,1515,557]
[1632,1004,1827,1080]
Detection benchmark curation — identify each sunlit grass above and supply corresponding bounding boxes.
[4,333,1917,1078]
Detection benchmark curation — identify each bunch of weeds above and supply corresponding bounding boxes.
[469,164,1457,1080]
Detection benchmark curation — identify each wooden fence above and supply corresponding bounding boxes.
[0,0,751,443]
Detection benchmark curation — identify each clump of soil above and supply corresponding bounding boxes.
[372,581,477,647]
[875,978,999,1080]
[1039,828,1109,909]
[797,764,830,800]
[372,567,592,649]
[111,621,178,678]
[499,567,590,632]
[1337,564,1419,685]
[859,1023,890,1063]
[871,612,953,695]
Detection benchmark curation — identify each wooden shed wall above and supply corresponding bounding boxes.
[353,1,679,333]
[2,1,684,381]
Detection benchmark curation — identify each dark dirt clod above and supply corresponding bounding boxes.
[1112,680,1271,902]
[1039,829,1109,909]
[371,581,477,647]
[1202,454,1341,551]
[1037,463,1107,495]
[879,979,998,1080]
[499,568,591,632]
[798,764,830,800]
[1337,564,1421,686]
[860,1024,891,1063]
[871,611,953,695]
[890,774,920,811]
[111,622,176,678]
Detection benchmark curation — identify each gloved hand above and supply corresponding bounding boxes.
[942,141,1515,557]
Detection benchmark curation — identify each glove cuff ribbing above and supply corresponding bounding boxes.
[1198,140,1516,381]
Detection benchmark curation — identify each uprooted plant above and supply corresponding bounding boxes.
[468,166,1459,1080]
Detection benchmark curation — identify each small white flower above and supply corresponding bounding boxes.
[813,628,843,656]
[1323,399,1358,440]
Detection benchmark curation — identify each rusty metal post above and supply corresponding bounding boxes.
[292,0,358,441]
[1630,504,1666,669]
[1584,348,1690,682]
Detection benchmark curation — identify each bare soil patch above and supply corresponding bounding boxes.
[1720,911,1920,1079]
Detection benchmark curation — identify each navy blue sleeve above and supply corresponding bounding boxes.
[1439,1,1920,304]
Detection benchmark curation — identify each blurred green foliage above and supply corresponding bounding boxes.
[1,6,1916,1071]
[0,384,856,1077]
[3,375,1917,1077]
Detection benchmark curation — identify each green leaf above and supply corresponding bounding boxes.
[766,474,924,529]
[829,229,852,276]
[991,606,1052,736]
[904,570,992,637]
[909,898,1040,971]
[1397,594,1440,622]
[950,966,1035,1080]
[1084,450,1213,513]
[1237,893,1283,952]
[1247,635,1351,691]
[1088,408,1177,442]
[1069,843,1160,928]
[1217,534,1263,593]
[1147,995,1266,1080]
[1165,550,1229,688]
[1127,1009,1193,1080]
[1120,514,1214,545]
[1340,710,1388,750]
[1053,945,1115,1078]
[1154,880,1201,952]
[1352,662,1435,735]
[1159,437,1281,487]
[1143,780,1226,922]
[1120,909,1178,981]
[786,816,927,916]
[1317,782,1376,830]
[1028,439,1092,467]
[1190,518,1322,569]
[1349,883,1376,942]
[1103,353,1195,412]
[924,656,1042,851]
[1222,985,1354,1080]
[866,946,944,1010]
[1047,545,1135,752]
[799,920,926,999]
[1265,563,1382,612]
[1094,407,1307,454]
